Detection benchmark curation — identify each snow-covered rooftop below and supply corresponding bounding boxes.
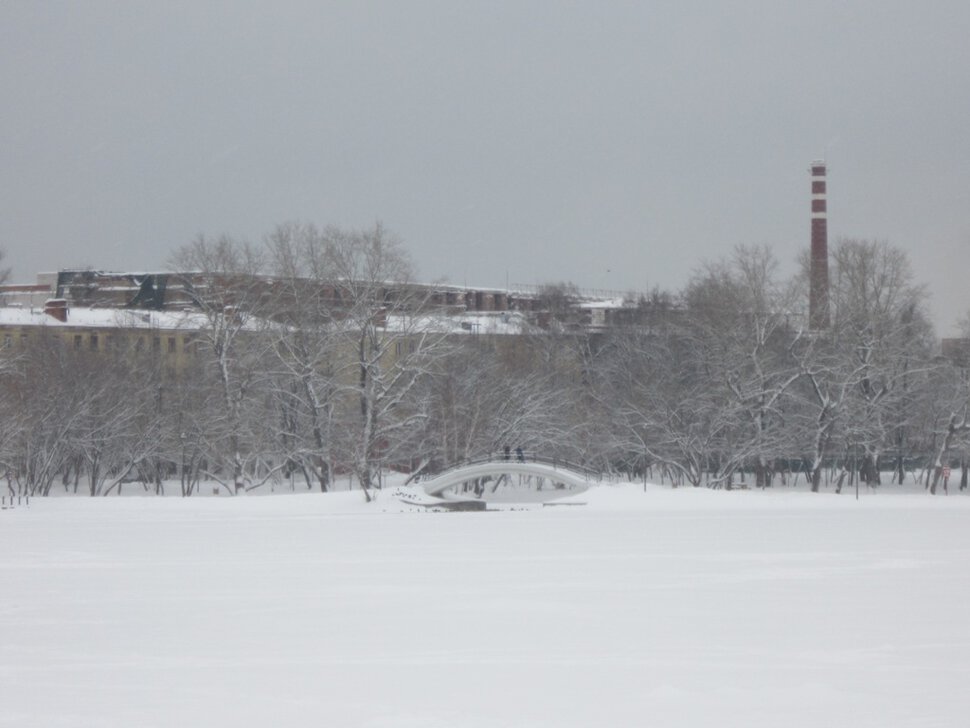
[575,297,628,309]
[0,305,534,338]
[384,310,530,336]
[0,306,211,331]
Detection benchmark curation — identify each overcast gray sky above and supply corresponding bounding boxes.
[2,1,968,332]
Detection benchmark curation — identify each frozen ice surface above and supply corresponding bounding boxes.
[2,484,969,727]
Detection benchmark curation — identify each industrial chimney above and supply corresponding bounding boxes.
[809,161,829,329]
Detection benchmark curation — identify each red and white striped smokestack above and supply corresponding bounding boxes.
[809,160,829,329]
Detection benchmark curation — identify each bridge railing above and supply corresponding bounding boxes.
[422,452,602,483]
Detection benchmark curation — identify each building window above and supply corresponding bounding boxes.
[89,334,98,350]
[168,337,176,353]
[74,335,82,349]
[152,337,160,352]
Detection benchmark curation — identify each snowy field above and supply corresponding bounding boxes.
[2,484,970,727]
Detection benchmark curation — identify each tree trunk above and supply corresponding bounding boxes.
[860,453,881,486]
[811,464,823,493]
[834,467,848,494]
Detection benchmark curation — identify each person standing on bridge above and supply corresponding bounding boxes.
[515,446,524,462]
[503,445,511,461]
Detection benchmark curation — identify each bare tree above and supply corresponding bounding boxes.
[70,351,164,496]
[959,309,970,339]
[829,239,933,485]
[170,235,279,494]
[535,281,581,329]
[592,321,725,487]
[918,360,970,494]
[682,245,803,488]
[2,333,92,496]
[323,223,453,500]
[264,222,342,491]
[418,328,582,471]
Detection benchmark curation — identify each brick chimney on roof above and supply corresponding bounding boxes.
[44,298,68,323]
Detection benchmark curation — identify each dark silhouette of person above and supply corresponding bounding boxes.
[515,446,524,462]
[503,445,511,461]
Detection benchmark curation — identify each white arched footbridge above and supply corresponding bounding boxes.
[414,457,595,505]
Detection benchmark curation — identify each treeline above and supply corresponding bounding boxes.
[1,224,968,496]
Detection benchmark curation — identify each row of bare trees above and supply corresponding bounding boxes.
[589,241,969,492]
[0,227,967,496]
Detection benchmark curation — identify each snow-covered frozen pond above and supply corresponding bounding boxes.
[2,485,969,727]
